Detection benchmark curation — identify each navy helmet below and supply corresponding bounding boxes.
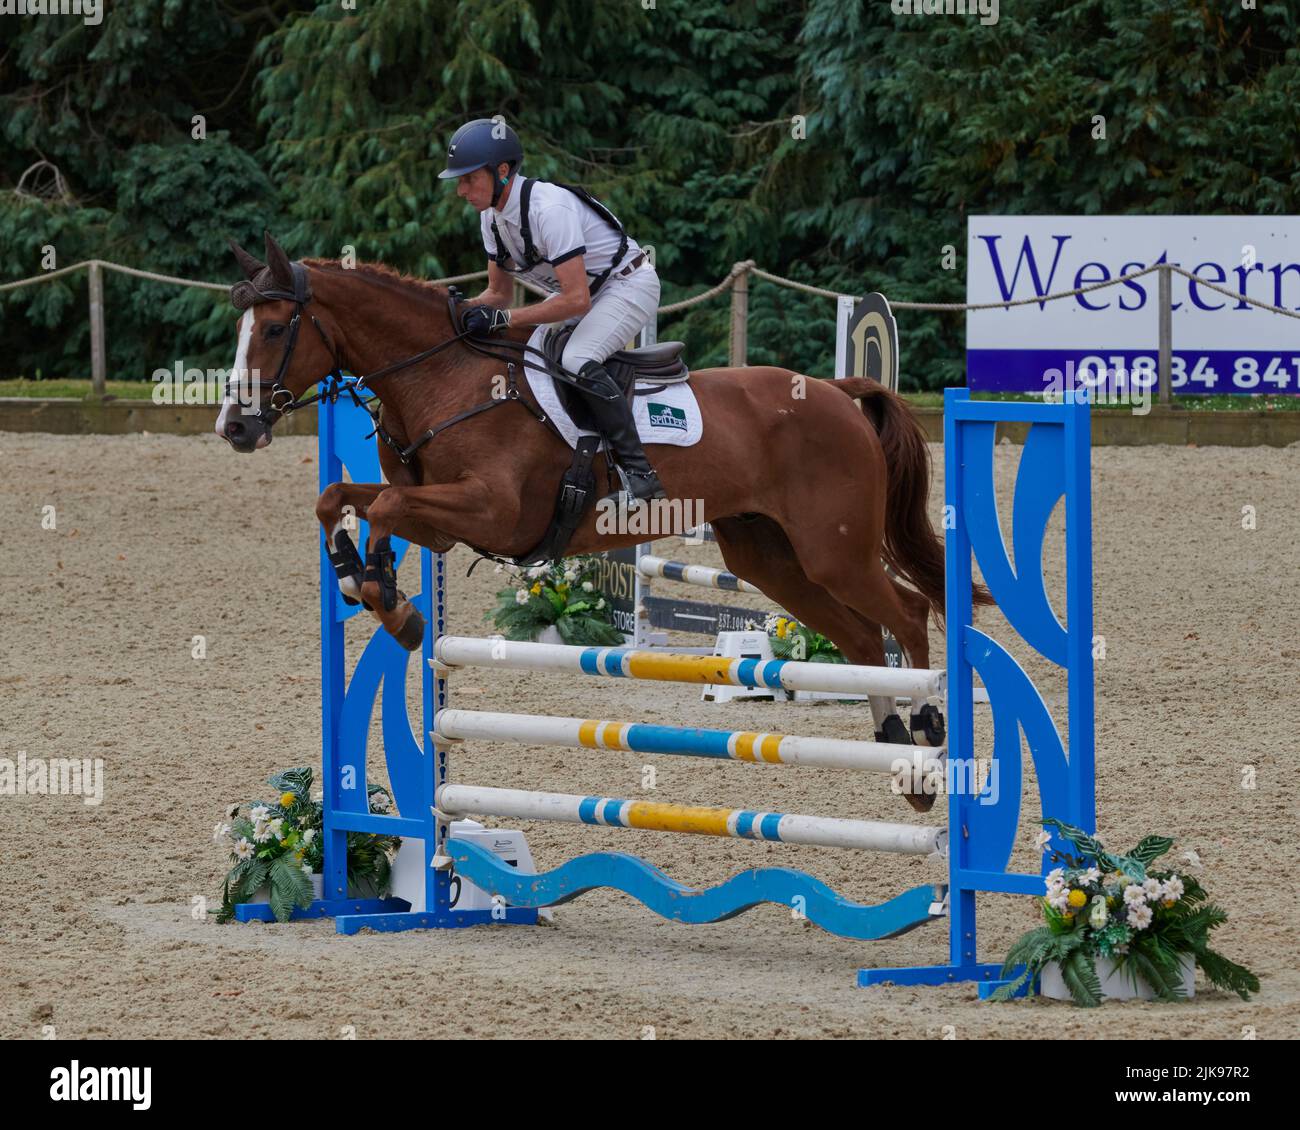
[439,118,523,180]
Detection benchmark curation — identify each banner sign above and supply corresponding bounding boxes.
[966,216,1300,395]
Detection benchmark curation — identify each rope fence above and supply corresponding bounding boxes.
[2,255,1291,404]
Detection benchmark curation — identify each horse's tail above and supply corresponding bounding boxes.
[834,378,992,625]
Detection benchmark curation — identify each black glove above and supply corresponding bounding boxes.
[462,305,511,337]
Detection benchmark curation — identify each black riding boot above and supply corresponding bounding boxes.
[574,360,667,504]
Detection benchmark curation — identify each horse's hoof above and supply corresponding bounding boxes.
[874,714,912,745]
[393,605,426,651]
[903,788,936,814]
[911,703,946,747]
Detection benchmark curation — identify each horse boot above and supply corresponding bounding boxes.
[574,360,667,508]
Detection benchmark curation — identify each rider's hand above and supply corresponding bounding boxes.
[462,305,511,337]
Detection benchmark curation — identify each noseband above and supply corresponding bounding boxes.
[228,262,343,427]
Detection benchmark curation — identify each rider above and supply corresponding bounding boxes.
[439,117,666,506]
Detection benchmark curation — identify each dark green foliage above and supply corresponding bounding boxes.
[3,2,1297,383]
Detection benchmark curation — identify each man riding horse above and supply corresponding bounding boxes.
[442,117,666,510]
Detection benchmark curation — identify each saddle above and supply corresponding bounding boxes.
[541,325,689,429]
[445,292,691,568]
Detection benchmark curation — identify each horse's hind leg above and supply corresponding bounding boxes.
[712,516,939,813]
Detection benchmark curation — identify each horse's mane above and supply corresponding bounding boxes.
[303,258,450,301]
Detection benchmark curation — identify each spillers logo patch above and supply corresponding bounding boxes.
[647,402,687,431]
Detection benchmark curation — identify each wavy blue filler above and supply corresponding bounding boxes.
[448,839,940,941]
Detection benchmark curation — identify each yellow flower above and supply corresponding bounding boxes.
[529,582,542,595]
[280,792,296,808]
[775,617,789,638]
[556,582,569,594]
[1067,889,1087,908]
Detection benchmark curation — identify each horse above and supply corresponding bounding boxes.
[216,235,980,803]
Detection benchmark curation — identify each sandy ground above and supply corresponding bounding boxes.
[0,427,1296,1040]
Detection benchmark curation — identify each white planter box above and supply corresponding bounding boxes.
[1040,953,1195,1001]
[535,625,564,645]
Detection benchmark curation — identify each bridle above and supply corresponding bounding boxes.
[227,262,347,428]
[227,260,586,464]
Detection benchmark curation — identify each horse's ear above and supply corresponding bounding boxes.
[228,238,266,279]
[263,231,294,289]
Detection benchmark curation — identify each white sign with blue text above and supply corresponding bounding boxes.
[966,216,1300,395]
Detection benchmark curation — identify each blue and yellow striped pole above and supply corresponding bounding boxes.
[432,636,944,701]
[436,784,944,856]
[434,709,933,773]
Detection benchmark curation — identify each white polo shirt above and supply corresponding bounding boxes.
[480,177,642,294]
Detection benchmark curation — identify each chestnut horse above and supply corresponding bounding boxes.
[216,236,963,758]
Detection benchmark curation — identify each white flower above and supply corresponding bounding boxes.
[1160,876,1184,902]
[595,598,606,610]
[514,588,530,606]
[302,828,316,844]
[1046,867,1066,887]
[1141,877,1163,902]
[253,820,274,844]
[581,580,594,592]
[301,863,314,876]
[1123,884,1147,908]
[1180,849,1202,871]
[1089,897,1109,929]
[1046,890,1071,912]
[233,838,253,861]
[249,805,270,822]
[1079,867,1101,884]
[267,817,285,839]
[370,791,392,813]
[525,566,547,580]
[1127,903,1153,930]
[213,823,231,843]
[1034,831,1053,850]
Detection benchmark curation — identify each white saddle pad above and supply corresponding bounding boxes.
[523,325,703,450]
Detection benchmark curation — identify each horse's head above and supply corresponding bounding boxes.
[216,232,340,452]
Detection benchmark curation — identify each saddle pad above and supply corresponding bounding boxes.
[523,325,703,450]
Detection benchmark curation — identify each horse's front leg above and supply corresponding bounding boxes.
[316,481,390,607]
[359,479,505,650]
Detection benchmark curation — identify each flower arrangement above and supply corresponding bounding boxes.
[765,614,846,663]
[487,555,626,645]
[991,818,1259,1006]
[214,767,401,923]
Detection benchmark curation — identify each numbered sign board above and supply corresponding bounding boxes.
[966,216,1300,396]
